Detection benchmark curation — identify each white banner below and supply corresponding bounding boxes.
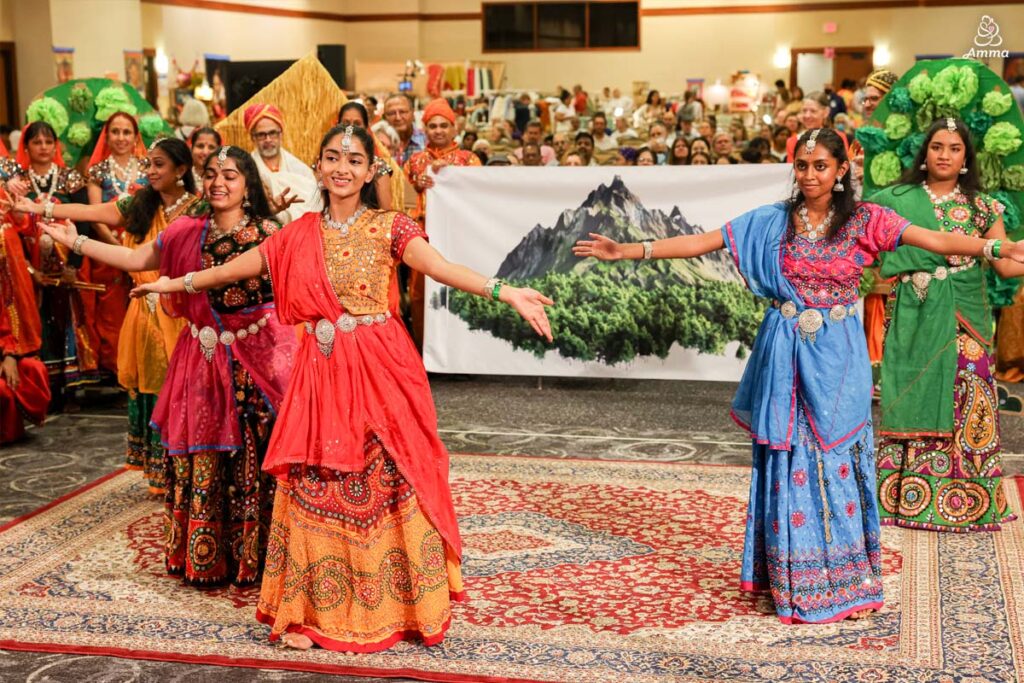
[424,164,793,380]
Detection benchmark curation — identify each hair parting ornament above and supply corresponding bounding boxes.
[946,117,957,133]
[341,125,353,155]
[805,128,821,152]
[216,145,231,167]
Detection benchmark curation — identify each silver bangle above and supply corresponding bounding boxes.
[71,234,89,255]
[642,240,654,260]
[183,271,198,294]
[482,276,499,300]
[43,200,55,221]
[983,239,997,262]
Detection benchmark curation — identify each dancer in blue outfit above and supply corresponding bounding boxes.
[574,128,1024,623]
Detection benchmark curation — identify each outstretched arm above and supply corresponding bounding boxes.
[573,230,725,261]
[1,193,124,227]
[403,237,554,341]
[900,225,1024,267]
[128,247,263,297]
[39,220,158,272]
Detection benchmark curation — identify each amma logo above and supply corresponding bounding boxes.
[963,15,1010,58]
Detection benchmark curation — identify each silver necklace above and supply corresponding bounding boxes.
[109,156,139,199]
[322,205,367,236]
[162,192,191,219]
[209,213,250,240]
[922,181,960,205]
[798,205,835,241]
[28,164,57,197]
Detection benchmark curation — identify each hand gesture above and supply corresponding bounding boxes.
[270,187,303,215]
[572,232,626,261]
[416,172,435,191]
[130,276,175,298]
[0,356,18,391]
[39,219,78,249]
[6,177,30,198]
[1002,240,1024,263]
[503,286,555,342]
[429,159,449,173]
[0,192,37,216]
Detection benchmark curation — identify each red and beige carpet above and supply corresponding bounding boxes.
[1,455,1022,682]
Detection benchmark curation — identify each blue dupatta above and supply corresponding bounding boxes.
[721,203,872,452]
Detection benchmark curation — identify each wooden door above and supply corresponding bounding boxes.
[0,43,17,129]
[833,49,874,87]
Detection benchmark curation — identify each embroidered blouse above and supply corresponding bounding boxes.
[782,203,909,307]
[88,157,150,202]
[202,219,279,313]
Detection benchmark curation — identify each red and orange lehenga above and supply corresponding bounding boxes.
[0,188,50,443]
[82,115,149,378]
[255,209,465,651]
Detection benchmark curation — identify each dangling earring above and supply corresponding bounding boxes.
[833,176,844,192]
[317,178,325,190]
[919,163,927,171]
[959,166,968,175]
[243,197,252,208]
[175,176,184,187]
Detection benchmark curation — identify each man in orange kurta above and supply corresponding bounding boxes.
[403,98,481,348]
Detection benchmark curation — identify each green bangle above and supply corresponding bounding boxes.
[492,280,504,301]
[993,239,1003,259]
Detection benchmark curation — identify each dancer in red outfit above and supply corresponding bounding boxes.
[0,188,50,443]
[124,125,553,652]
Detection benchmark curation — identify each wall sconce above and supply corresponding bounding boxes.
[874,45,891,67]
[154,51,169,76]
[773,47,791,69]
[705,80,730,109]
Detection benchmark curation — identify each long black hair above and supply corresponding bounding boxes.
[786,127,856,241]
[316,124,381,210]
[338,101,370,127]
[893,117,981,203]
[123,138,196,239]
[188,126,222,149]
[201,145,274,221]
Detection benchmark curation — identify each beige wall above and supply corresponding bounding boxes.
[0,0,14,42]
[50,0,144,81]
[12,0,54,113]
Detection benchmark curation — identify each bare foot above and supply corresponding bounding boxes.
[281,632,314,650]
[848,608,875,620]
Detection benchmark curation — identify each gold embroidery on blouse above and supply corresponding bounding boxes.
[321,209,393,315]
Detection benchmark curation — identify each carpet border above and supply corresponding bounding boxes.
[0,467,127,534]
[451,450,750,469]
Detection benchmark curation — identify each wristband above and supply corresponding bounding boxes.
[71,235,89,255]
[43,200,55,221]
[993,239,1003,259]
[184,271,198,295]
[642,240,654,260]
[492,280,504,301]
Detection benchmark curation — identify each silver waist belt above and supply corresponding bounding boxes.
[190,312,273,362]
[771,301,857,343]
[304,311,393,358]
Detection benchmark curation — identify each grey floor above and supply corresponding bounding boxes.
[2,376,1023,682]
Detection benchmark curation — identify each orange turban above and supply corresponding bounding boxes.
[244,103,284,132]
[423,98,455,125]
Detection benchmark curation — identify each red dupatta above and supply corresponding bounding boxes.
[0,189,42,356]
[87,112,146,168]
[150,215,297,455]
[259,211,462,557]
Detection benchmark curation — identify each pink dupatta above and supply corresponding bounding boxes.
[151,216,297,454]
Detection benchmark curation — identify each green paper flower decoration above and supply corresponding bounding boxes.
[897,132,926,168]
[984,121,1023,157]
[908,72,933,104]
[977,151,1004,191]
[871,151,902,186]
[991,190,1021,232]
[885,113,912,140]
[855,126,890,155]
[982,91,1013,118]
[66,122,92,148]
[915,101,938,133]
[887,87,914,114]
[68,84,94,114]
[1003,165,1024,191]
[62,150,73,165]
[95,86,137,121]
[139,113,166,141]
[966,111,994,138]
[26,97,69,136]
[931,65,978,110]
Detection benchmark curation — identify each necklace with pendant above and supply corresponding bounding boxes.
[109,157,139,200]
[29,165,57,197]
[209,213,250,240]
[322,205,367,237]
[798,205,835,241]
[163,192,191,220]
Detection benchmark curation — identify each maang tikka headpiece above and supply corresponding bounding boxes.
[946,117,957,133]
[148,137,162,153]
[216,145,231,167]
[805,128,821,152]
[341,125,353,155]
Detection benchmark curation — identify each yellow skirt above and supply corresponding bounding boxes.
[256,434,464,651]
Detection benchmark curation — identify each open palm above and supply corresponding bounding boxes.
[572,232,625,261]
[39,220,78,249]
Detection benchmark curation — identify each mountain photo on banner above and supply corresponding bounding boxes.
[436,175,766,365]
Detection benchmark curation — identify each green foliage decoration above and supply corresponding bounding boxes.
[26,97,69,136]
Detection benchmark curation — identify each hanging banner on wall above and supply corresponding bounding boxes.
[123,50,144,90]
[424,164,793,380]
[53,47,74,84]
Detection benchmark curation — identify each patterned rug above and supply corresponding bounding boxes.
[1,455,1023,682]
